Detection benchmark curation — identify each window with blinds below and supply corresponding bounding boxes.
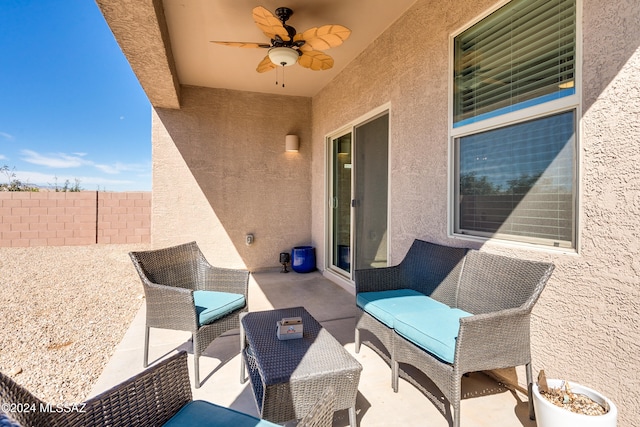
[454,111,575,247]
[453,0,576,127]
[450,0,579,249]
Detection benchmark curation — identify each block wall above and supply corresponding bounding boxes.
[0,192,150,247]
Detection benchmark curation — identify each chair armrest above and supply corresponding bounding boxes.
[455,307,533,373]
[76,351,192,427]
[199,263,250,297]
[0,372,49,427]
[354,265,402,294]
[0,352,192,427]
[144,282,199,331]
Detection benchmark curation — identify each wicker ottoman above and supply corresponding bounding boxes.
[240,306,362,426]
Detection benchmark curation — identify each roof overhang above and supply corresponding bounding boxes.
[97,0,419,107]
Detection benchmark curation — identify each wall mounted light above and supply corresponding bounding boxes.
[279,252,290,273]
[338,139,350,155]
[285,134,299,152]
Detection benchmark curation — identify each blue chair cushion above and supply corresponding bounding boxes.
[162,400,279,427]
[0,412,22,427]
[356,289,448,328]
[193,291,246,326]
[394,307,472,364]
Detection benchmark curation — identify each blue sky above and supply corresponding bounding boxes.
[0,0,151,191]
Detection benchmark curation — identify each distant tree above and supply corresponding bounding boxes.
[50,176,83,192]
[459,171,500,195]
[0,165,39,192]
[461,171,547,197]
[506,173,541,195]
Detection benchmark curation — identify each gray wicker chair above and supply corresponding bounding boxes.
[355,239,554,427]
[129,241,250,388]
[0,351,336,427]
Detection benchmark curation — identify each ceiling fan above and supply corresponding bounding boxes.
[211,6,351,74]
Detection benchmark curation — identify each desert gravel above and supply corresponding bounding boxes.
[0,244,149,404]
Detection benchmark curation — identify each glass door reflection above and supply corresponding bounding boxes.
[331,133,352,273]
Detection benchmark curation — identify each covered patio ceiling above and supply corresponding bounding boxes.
[98,0,418,108]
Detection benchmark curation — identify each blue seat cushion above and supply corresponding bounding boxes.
[394,308,472,364]
[356,289,448,328]
[162,400,279,427]
[0,412,21,427]
[193,291,246,326]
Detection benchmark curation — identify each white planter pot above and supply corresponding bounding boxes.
[532,379,617,427]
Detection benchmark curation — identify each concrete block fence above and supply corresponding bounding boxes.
[0,192,150,247]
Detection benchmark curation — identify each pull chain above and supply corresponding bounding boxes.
[274,64,286,88]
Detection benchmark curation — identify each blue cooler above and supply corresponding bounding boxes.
[291,246,316,273]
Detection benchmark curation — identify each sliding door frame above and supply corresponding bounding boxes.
[324,103,392,288]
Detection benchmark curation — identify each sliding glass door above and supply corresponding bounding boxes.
[328,111,389,277]
[354,114,389,270]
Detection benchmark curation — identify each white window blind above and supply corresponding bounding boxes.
[455,111,575,247]
[454,0,576,126]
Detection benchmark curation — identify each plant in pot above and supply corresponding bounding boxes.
[532,370,617,427]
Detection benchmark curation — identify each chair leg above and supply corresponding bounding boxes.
[193,334,200,389]
[526,362,535,420]
[240,313,247,384]
[348,406,357,427]
[354,328,361,353]
[194,356,200,389]
[392,360,399,393]
[452,375,461,427]
[143,326,150,368]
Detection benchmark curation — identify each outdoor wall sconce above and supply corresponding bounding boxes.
[279,252,290,273]
[285,134,299,152]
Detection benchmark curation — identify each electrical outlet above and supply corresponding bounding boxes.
[246,234,254,245]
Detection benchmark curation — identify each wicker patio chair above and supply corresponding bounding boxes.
[0,351,336,427]
[354,240,468,384]
[392,250,554,426]
[129,241,250,388]
[355,240,554,427]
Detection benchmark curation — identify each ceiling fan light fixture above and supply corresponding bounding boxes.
[268,47,299,67]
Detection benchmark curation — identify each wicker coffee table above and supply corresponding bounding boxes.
[240,306,362,426]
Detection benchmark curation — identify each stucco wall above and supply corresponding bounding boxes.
[152,86,312,270]
[311,0,640,425]
[311,0,479,268]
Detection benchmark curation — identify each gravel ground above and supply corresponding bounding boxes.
[0,244,149,404]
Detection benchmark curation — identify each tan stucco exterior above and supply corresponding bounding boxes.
[142,0,639,424]
[97,0,180,108]
[151,86,312,269]
[311,0,640,423]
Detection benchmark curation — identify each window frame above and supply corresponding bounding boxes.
[447,0,582,252]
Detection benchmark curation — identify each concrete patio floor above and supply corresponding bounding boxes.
[90,270,537,426]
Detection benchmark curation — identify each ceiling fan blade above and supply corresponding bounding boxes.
[257,55,277,73]
[298,50,334,71]
[253,6,289,40]
[211,41,271,48]
[297,25,351,51]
